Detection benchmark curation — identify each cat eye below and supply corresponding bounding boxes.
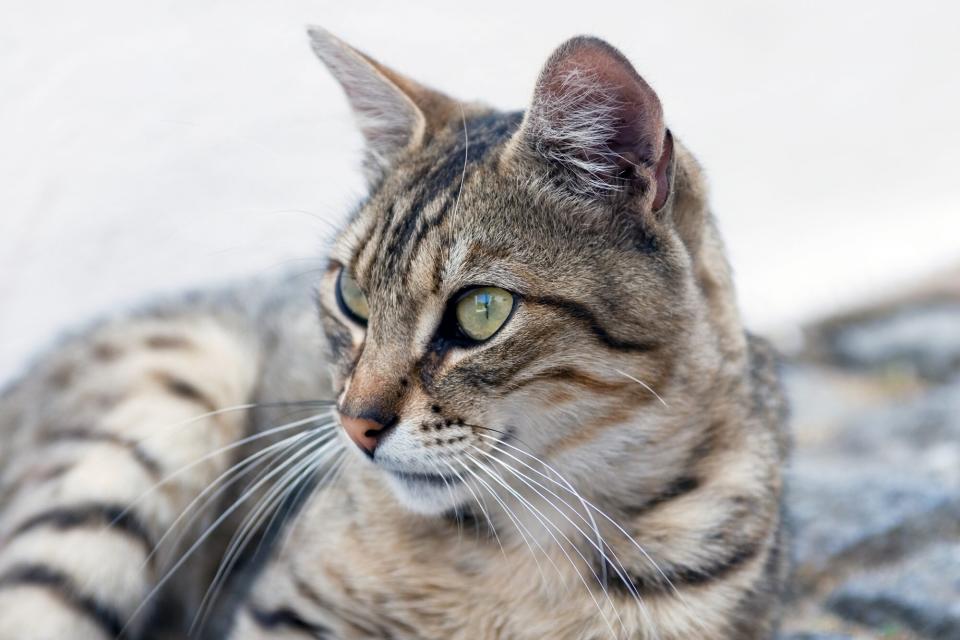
[455,287,515,342]
[336,268,369,323]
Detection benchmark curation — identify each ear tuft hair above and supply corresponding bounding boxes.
[519,36,669,203]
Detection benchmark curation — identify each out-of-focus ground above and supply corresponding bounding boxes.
[779,265,960,639]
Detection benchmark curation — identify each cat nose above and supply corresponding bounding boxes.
[339,412,393,456]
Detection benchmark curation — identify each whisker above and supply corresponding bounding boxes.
[478,434,691,614]
[191,433,343,634]
[270,453,348,562]
[110,411,336,531]
[208,432,340,586]
[473,446,654,635]
[432,459,463,542]
[613,369,668,408]
[140,426,323,570]
[465,454,622,639]
[133,400,335,447]
[440,459,505,556]
[458,461,551,586]
[119,427,337,636]
[474,444,630,583]
[452,105,469,218]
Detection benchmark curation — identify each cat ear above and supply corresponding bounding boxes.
[307,27,458,180]
[518,36,671,207]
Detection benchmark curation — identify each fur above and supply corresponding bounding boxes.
[0,30,790,639]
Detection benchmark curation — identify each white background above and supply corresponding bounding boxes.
[2,1,958,381]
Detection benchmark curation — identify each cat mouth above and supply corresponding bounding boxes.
[388,469,463,487]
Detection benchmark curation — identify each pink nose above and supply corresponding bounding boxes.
[339,413,388,455]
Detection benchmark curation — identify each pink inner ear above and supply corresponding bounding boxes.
[653,131,673,210]
[529,36,667,198]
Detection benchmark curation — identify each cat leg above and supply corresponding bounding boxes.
[0,314,259,639]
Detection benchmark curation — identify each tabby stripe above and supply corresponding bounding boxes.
[379,113,523,279]
[249,605,332,636]
[350,201,391,280]
[11,502,154,554]
[504,366,628,394]
[619,539,763,595]
[293,573,419,637]
[0,563,125,637]
[382,187,434,274]
[48,429,163,480]
[526,295,660,353]
[622,475,701,518]
[153,371,218,412]
[401,196,453,272]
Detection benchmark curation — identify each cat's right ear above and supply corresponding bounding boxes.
[308,27,457,182]
[514,36,671,209]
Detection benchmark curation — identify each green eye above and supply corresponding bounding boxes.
[336,269,369,323]
[455,287,514,342]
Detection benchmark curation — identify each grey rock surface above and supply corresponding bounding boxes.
[789,463,960,581]
[827,544,960,639]
[781,295,960,639]
[808,302,960,382]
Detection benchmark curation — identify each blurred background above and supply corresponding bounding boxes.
[1,2,959,637]
[2,0,958,379]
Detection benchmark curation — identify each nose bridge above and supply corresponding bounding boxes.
[341,343,408,421]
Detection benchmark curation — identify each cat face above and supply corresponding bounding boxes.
[312,29,725,514]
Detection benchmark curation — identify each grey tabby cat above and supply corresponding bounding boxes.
[0,27,790,639]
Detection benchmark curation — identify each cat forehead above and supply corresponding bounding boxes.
[335,112,530,274]
[331,107,655,301]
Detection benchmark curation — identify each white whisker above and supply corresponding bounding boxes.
[465,454,622,639]
[440,459,505,556]
[140,426,320,570]
[191,433,343,634]
[458,461,551,586]
[473,446,655,636]
[478,434,692,616]
[613,369,668,408]
[111,411,337,530]
[120,427,337,636]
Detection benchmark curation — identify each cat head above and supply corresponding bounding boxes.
[310,28,744,515]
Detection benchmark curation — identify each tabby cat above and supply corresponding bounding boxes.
[0,27,790,639]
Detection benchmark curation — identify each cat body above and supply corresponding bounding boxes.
[0,29,790,639]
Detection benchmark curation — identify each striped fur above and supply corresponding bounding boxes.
[0,30,789,639]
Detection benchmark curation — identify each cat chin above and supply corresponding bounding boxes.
[382,471,470,515]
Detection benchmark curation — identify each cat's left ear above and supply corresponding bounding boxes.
[515,36,672,210]
[308,27,459,181]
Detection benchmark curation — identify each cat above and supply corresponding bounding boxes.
[0,27,790,639]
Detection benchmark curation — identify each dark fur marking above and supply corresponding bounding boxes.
[504,365,628,394]
[92,343,122,361]
[403,112,524,258]
[49,429,163,480]
[622,475,701,518]
[48,363,76,389]
[527,295,660,353]
[351,201,391,280]
[249,605,332,636]
[0,563,125,637]
[11,502,154,554]
[153,372,217,412]
[617,538,763,596]
[378,112,523,280]
[144,334,192,350]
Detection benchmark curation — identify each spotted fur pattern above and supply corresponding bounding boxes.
[0,29,790,639]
